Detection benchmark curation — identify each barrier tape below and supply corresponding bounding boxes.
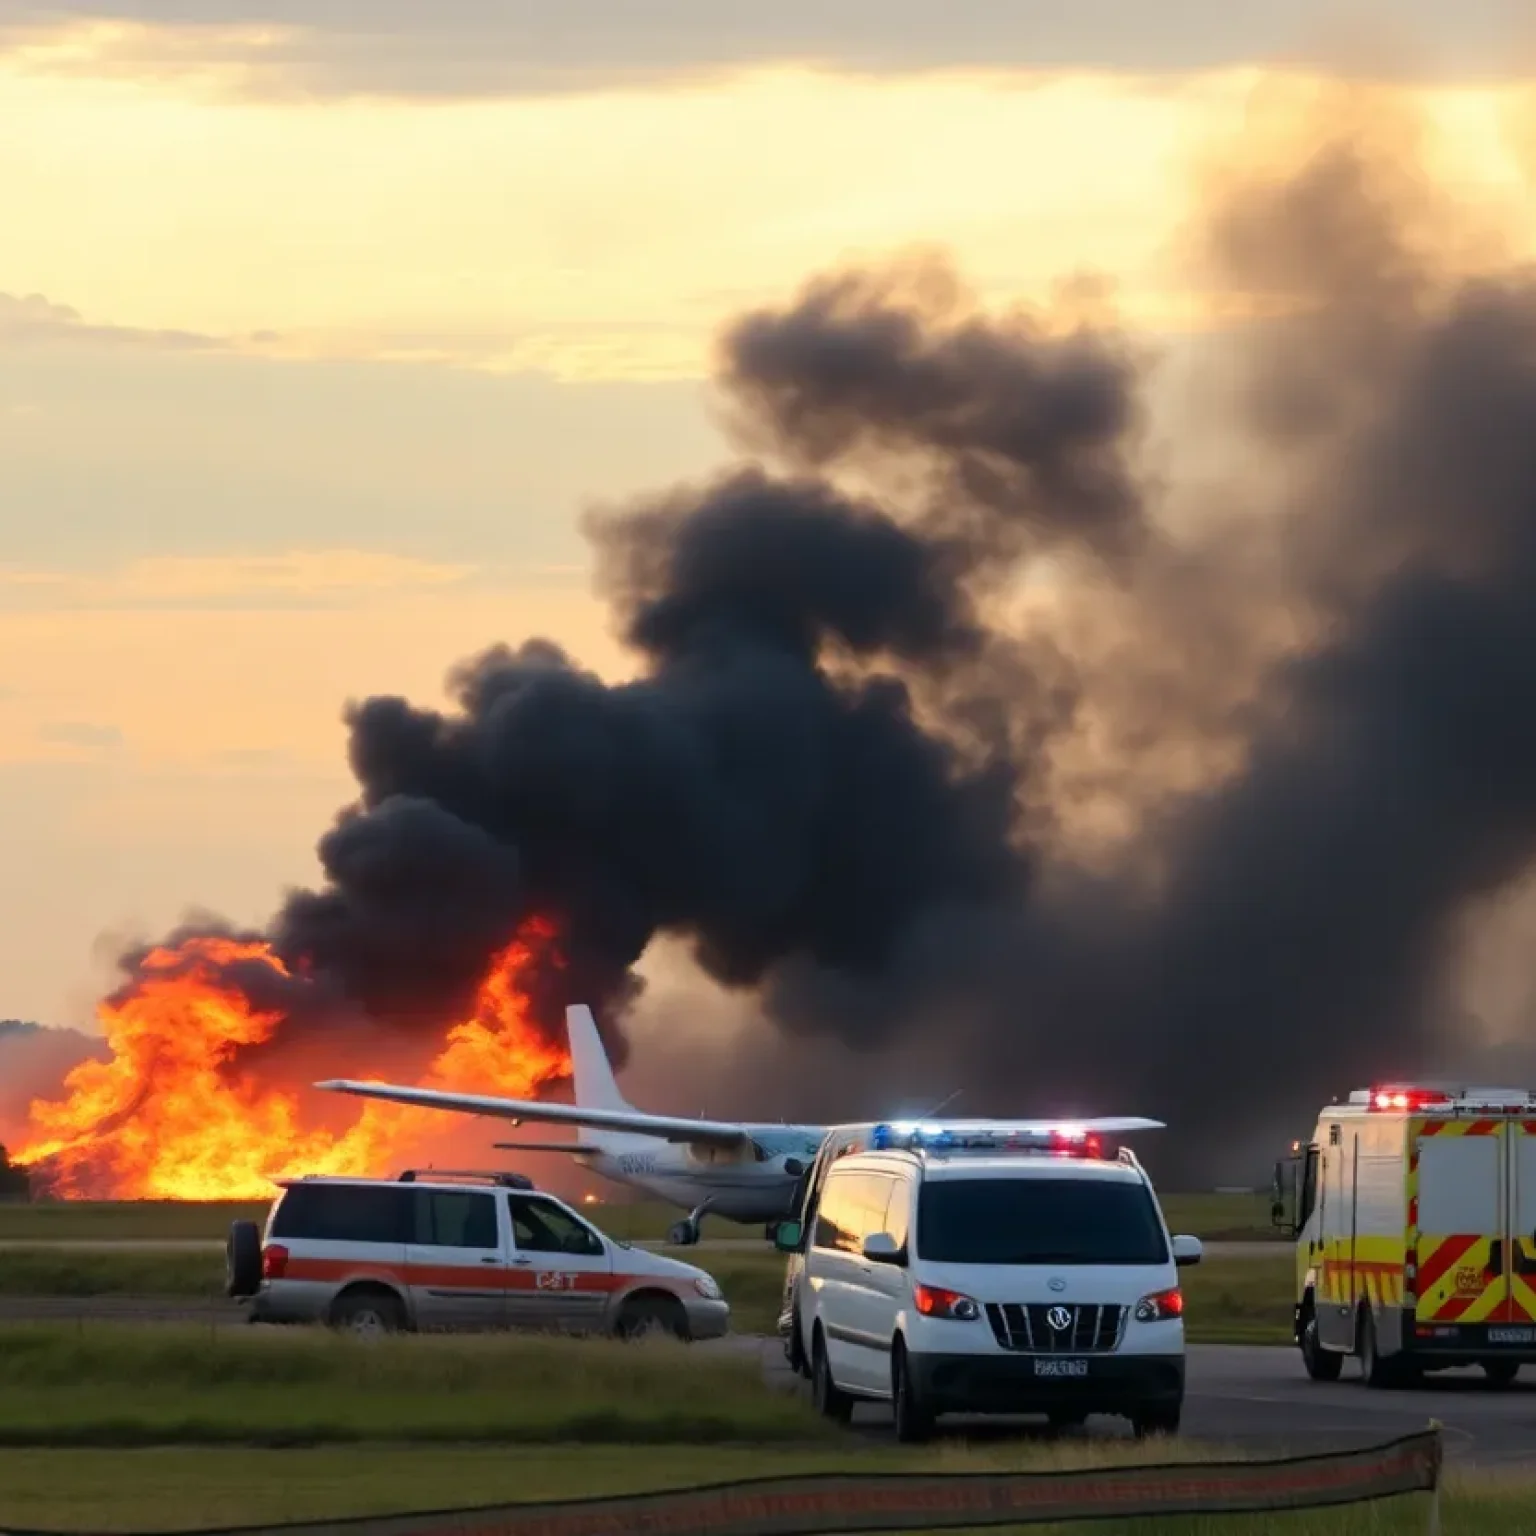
[0,1426,1441,1536]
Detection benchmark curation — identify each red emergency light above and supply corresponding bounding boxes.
[1368,1087,1452,1113]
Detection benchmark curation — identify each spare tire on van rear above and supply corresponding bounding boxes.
[226,1219,263,1298]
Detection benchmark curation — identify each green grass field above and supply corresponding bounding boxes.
[0,1323,825,1448]
[0,1441,1505,1535]
[0,1190,1280,1243]
[0,1247,1294,1343]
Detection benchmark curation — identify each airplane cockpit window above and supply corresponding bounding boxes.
[508,1196,604,1257]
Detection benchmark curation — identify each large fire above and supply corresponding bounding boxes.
[13,921,571,1200]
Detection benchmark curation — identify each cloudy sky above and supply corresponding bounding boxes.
[2,2,1533,1028]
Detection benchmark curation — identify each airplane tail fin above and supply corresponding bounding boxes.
[567,1005,631,1113]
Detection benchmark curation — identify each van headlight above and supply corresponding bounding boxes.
[1134,1287,1184,1322]
[693,1276,723,1301]
[913,1284,981,1321]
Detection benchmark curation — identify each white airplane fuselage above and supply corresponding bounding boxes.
[567,1123,826,1224]
[316,1006,1164,1246]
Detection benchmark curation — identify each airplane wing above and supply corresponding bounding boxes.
[313,1079,756,1148]
[493,1140,603,1156]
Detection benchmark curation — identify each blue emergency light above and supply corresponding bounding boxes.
[868,1121,1107,1156]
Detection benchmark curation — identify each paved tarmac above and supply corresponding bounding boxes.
[770,1341,1536,1468]
[0,1238,1288,1257]
[0,1297,1527,1468]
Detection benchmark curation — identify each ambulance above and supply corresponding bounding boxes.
[1274,1082,1536,1387]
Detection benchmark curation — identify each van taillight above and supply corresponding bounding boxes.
[262,1244,289,1280]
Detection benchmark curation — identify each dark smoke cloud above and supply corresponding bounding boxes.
[51,78,1536,1179]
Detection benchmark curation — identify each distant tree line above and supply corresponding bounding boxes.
[0,1145,28,1200]
[1,1021,40,1198]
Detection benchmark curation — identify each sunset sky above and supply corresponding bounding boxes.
[3,2,1533,1029]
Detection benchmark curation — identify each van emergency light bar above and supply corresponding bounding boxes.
[868,1117,1164,1156]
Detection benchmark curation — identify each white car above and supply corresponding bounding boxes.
[226,1168,730,1340]
[774,1122,1201,1440]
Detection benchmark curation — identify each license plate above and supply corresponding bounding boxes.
[1033,1357,1089,1378]
[1487,1327,1536,1345]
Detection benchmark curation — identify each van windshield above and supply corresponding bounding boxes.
[916,1178,1168,1265]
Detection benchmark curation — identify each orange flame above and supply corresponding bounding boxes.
[14,921,570,1200]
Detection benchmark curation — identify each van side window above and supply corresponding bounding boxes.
[814,1172,854,1252]
[853,1175,894,1249]
[411,1189,498,1250]
[881,1179,910,1249]
[509,1196,603,1256]
[271,1184,411,1243]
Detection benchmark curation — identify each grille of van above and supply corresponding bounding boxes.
[984,1302,1126,1353]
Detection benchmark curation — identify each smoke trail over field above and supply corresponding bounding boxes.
[19,79,1536,1188]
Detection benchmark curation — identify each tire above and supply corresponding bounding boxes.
[616,1294,689,1342]
[811,1330,854,1423]
[891,1340,934,1444]
[786,1302,809,1377]
[1482,1359,1520,1388]
[330,1289,405,1337]
[225,1220,263,1299]
[1299,1301,1343,1382]
[1048,1409,1089,1431]
[1131,1402,1182,1439]
[1357,1308,1397,1388]
[668,1220,699,1247]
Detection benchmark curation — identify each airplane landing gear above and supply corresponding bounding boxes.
[667,1200,715,1247]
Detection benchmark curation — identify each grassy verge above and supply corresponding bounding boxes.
[0,1443,1502,1535]
[0,1192,1280,1244]
[0,1200,267,1241]
[0,1323,824,1448]
[0,1248,1296,1344]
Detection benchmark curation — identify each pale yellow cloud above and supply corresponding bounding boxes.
[0,574,632,771]
[0,549,482,607]
[1,60,1528,381]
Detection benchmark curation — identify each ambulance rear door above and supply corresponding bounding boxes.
[1501,1117,1536,1338]
[1412,1116,1507,1329]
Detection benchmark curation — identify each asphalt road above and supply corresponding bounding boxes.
[0,1297,1527,1468]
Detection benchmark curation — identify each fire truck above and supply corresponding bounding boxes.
[1273,1082,1536,1387]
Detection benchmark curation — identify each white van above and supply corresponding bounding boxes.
[227,1168,729,1340]
[773,1122,1201,1441]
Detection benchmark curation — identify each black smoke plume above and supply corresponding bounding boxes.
[56,80,1536,1175]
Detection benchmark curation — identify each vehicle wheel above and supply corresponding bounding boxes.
[1482,1359,1520,1388]
[668,1219,699,1247]
[1048,1408,1089,1431]
[787,1303,809,1376]
[1299,1301,1343,1382]
[1131,1403,1181,1439]
[616,1294,689,1342]
[891,1340,934,1444]
[224,1220,263,1299]
[811,1330,854,1423]
[1357,1308,1398,1388]
[330,1290,404,1337]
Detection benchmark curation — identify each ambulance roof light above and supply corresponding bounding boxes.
[1363,1086,1454,1112]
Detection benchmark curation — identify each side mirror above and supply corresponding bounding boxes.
[770,1219,804,1254]
[861,1232,905,1266]
[1171,1234,1203,1268]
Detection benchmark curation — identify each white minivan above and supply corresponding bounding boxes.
[773,1122,1201,1441]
